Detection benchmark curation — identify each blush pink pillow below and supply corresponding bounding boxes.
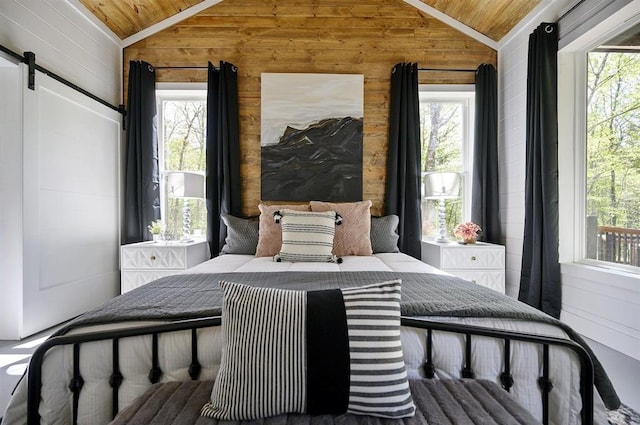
[255,203,311,257]
[310,200,373,256]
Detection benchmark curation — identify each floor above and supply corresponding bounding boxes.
[0,324,63,419]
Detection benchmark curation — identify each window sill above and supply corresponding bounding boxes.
[561,262,640,292]
[560,262,640,361]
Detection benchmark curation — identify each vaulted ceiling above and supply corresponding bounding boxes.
[79,0,204,41]
[417,0,541,41]
[77,0,541,46]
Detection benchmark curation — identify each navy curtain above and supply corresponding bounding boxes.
[385,63,422,259]
[123,61,160,244]
[519,23,562,318]
[472,64,500,244]
[206,61,241,257]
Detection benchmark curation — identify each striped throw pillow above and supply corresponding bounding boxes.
[341,281,414,417]
[201,280,415,421]
[276,209,338,262]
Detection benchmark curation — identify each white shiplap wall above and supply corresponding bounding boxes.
[498,0,573,298]
[499,0,640,411]
[0,0,121,105]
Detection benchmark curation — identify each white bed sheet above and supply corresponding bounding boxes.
[2,253,606,425]
[183,253,450,274]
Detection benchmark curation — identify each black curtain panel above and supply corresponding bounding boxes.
[123,60,160,244]
[519,23,562,319]
[385,63,422,259]
[472,64,500,244]
[206,61,241,258]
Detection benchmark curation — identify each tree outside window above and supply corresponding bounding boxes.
[158,92,207,240]
[419,90,473,240]
[586,52,640,267]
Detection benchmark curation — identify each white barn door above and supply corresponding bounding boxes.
[21,68,121,336]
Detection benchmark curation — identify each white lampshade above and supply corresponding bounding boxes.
[423,172,461,199]
[166,172,205,199]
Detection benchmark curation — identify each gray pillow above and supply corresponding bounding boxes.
[220,214,259,255]
[370,215,400,253]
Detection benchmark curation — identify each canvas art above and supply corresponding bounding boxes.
[261,73,364,201]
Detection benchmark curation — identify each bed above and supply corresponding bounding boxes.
[1,206,620,425]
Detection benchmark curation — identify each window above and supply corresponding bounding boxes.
[556,0,640,372]
[584,31,640,271]
[419,87,474,240]
[156,88,207,240]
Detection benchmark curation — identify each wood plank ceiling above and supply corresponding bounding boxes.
[78,0,540,43]
[418,0,541,41]
[79,0,204,40]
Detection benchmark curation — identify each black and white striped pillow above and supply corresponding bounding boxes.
[201,280,415,420]
[275,209,338,262]
[341,282,414,417]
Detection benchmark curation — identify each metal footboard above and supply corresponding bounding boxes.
[26,316,594,425]
[402,318,594,425]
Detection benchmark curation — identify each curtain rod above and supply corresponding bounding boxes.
[557,0,586,22]
[161,65,471,72]
[154,65,217,70]
[155,66,207,69]
[418,67,477,73]
[0,43,124,115]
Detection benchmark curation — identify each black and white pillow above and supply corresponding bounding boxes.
[275,209,340,262]
[201,280,415,420]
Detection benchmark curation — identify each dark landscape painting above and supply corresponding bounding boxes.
[261,73,364,201]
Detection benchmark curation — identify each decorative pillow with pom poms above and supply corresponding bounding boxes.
[273,209,342,263]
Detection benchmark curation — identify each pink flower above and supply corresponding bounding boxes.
[454,222,482,240]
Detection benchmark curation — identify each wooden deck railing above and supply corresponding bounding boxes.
[596,225,640,267]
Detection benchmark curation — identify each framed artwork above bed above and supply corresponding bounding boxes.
[260,73,364,202]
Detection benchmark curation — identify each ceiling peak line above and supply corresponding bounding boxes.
[402,0,499,50]
[65,0,121,46]
[121,0,224,48]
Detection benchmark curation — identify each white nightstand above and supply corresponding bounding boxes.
[421,240,505,294]
[120,240,210,293]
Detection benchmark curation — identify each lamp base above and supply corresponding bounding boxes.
[182,199,191,239]
[436,198,449,243]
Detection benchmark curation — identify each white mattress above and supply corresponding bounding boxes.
[2,253,606,425]
[183,253,450,274]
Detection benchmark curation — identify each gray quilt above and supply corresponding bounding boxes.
[60,271,619,409]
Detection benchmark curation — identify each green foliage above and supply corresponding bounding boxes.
[586,52,640,230]
[420,102,463,172]
[161,100,207,240]
[419,99,465,238]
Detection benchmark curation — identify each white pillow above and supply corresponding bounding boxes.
[276,209,339,262]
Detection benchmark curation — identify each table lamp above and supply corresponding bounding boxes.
[423,172,461,243]
[166,171,205,240]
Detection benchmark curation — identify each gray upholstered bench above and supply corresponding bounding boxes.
[108,378,540,425]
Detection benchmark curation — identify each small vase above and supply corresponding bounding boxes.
[463,238,477,244]
[152,234,162,243]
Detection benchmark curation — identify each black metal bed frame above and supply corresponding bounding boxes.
[26,317,594,425]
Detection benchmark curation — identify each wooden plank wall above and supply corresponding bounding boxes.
[123,0,496,216]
